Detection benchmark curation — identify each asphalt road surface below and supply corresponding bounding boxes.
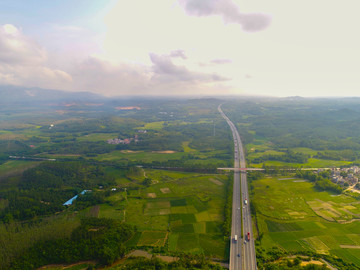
[218,104,257,270]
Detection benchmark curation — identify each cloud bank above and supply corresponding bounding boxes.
[178,0,271,32]
[0,23,231,96]
[70,53,229,96]
[0,24,72,88]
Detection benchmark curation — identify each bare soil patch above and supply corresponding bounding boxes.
[121,150,141,153]
[301,260,324,266]
[340,245,360,249]
[147,193,157,198]
[159,209,171,215]
[160,188,171,194]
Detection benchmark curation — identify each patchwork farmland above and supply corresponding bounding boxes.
[252,176,360,267]
[91,169,230,259]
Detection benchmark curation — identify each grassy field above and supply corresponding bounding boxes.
[95,150,185,163]
[182,141,196,152]
[0,160,41,180]
[252,176,360,266]
[250,158,352,168]
[137,121,165,130]
[93,169,229,259]
[246,138,354,168]
[76,132,119,142]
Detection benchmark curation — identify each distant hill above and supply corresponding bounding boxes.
[0,85,105,106]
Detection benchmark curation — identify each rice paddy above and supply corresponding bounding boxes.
[253,176,360,266]
[95,169,229,259]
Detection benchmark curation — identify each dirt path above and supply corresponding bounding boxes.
[340,245,360,249]
[37,261,95,269]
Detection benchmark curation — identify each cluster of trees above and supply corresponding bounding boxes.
[295,170,343,194]
[33,119,232,156]
[0,140,31,156]
[314,179,343,194]
[222,176,233,237]
[40,117,143,134]
[147,160,225,173]
[0,161,116,222]
[120,131,185,152]
[19,161,115,189]
[252,150,308,164]
[165,121,232,153]
[74,191,106,210]
[120,254,225,270]
[315,150,359,161]
[223,98,360,154]
[256,246,359,270]
[111,154,231,173]
[38,141,116,156]
[0,154,9,166]
[0,189,74,221]
[10,218,135,269]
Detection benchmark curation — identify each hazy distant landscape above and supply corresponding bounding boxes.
[0,87,359,269]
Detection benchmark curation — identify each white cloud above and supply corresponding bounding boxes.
[169,50,187,59]
[4,0,360,97]
[0,23,231,96]
[68,53,230,96]
[69,56,151,96]
[0,24,47,65]
[150,53,229,83]
[178,0,271,32]
[211,59,232,65]
[0,24,72,89]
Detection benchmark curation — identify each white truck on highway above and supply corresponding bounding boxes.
[244,199,248,205]
[234,235,238,242]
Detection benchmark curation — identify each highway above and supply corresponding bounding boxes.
[218,104,257,270]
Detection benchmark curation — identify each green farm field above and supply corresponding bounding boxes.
[252,176,360,266]
[246,138,353,168]
[95,150,185,163]
[137,121,165,130]
[93,169,229,259]
[76,132,119,142]
[250,158,352,168]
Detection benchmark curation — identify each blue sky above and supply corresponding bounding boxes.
[0,0,112,27]
[0,0,360,97]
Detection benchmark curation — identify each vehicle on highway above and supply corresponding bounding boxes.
[234,234,238,242]
[244,199,248,205]
[247,232,250,241]
[237,254,240,257]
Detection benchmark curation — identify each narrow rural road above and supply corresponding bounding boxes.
[218,104,257,270]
